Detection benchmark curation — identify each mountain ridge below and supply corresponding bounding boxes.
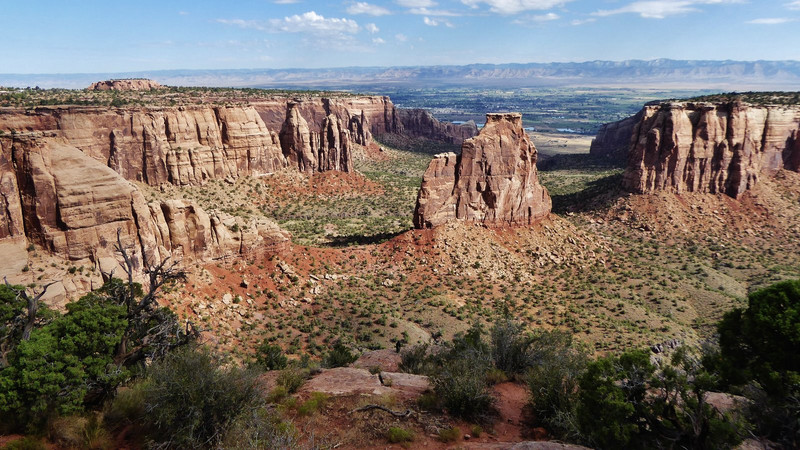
[3,59,800,89]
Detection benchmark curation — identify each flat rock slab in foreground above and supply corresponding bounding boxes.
[299,367,429,399]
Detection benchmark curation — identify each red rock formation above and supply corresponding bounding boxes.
[88,79,164,91]
[0,134,290,269]
[397,108,478,144]
[413,113,551,228]
[589,109,643,162]
[623,101,800,197]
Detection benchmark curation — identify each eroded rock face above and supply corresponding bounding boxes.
[414,113,551,228]
[589,109,643,162]
[0,135,290,270]
[88,79,164,91]
[623,101,800,197]
[397,108,478,144]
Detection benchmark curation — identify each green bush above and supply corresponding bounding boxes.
[398,344,431,374]
[2,436,47,450]
[297,392,329,416]
[0,293,127,430]
[139,345,261,448]
[432,349,493,421]
[386,426,414,443]
[525,330,588,440]
[221,406,298,449]
[254,342,288,371]
[324,341,357,368]
[277,367,310,394]
[490,317,534,377]
[713,279,800,446]
[438,426,461,442]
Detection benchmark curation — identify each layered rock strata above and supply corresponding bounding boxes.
[0,96,475,189]
[589,109,643,162]
[1,134,290,270]
[623,101,800,197]
[88,79,164,91]
[413,113,551,228]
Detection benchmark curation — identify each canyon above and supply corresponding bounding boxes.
[0,87,477,298]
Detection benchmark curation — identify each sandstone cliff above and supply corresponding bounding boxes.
[414,113,551,228]
[623,101,800,197]
[0,134,290,272]
[589,109,643,162]
[396,109,478,144]
[88,79,164,91]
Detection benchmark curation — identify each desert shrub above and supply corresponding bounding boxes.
[254,342,288,371]
[277,367,310,394]
[438,426,461,442]
[432,349,493,421]
[297,392,329,416]
[486,367,509,385]
[324,341,357,368]
[104,382,148,430]
[470,424,483,437]
[2,436,47,450]
[525,330,588,440]
[416,392,439,411]
[386,426,414,443]
[490,317,535,377]
[139,345,261,448]
[398,344,431,374]
[48,413,109,450]
[221,406,298,449]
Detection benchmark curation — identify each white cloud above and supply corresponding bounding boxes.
[347,2,392,16]
[269,11,360,34]
[571,17,596,25]
[512,12,559,24]
[408,7,461,15]
[460,0,573,14]
[746,17,795,24]
[216,19,269,31]
[396,0,436,7]
[423,16,455,26]
[786,0,800,9]
[274,0,301,3]
[593,0,743,19]
[366,23,380,33]
[372,37,386,44]
[178,11,189,16]
[395,33,408,41]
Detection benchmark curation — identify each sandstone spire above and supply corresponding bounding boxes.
[413,113,551,228]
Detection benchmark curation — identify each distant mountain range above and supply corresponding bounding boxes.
[2,59,800,90]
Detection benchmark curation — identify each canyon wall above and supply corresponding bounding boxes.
[623,101,800,198]
[589,109,643,162]
[413,113,551,228]
[0,133,290,270]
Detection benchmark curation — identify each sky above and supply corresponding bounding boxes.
[1,0,798,74]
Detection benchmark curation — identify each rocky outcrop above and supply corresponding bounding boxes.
[397,108,478,144]
[589,109,643,162]
[623,101,800,198]
[414,113,551,228]
[88,79,164,91]
[0,134,290,269]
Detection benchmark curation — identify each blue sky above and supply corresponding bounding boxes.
[1,0,798,73]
